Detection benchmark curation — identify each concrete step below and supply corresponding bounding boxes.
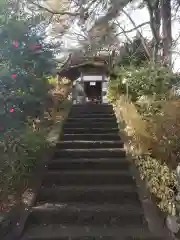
[21,224,162,239]
[42,170,135,186]
[63,128,119,134]
[56,140,123,149]
[53,148,126,158]
[62,133,120,141]
[48,158,130,171]
[36,185,140,204]
[28,203,145,226]
[64,122,118,128]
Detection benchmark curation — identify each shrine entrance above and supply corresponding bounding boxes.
[84,81,102,103]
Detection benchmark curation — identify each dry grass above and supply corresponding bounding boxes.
[149,100,180,169]
[47,82,72,123]
[114,95,152,154]
[113,95,177,214]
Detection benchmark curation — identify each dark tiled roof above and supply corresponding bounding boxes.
[58,54,110,72]
[57,54,110,80]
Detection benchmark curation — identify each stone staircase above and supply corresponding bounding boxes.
[20,103,164,240]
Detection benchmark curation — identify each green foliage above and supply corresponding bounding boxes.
[108,62,180,102]
[136,155,177,214]
[0,126,48,199]
[119,37,150,66]
[47,76,59,86]
[0,0,59,206]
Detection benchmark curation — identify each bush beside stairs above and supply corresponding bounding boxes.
[19,103,166,240]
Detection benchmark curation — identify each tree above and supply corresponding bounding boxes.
[161,0,172,65]
[0,15,56,133]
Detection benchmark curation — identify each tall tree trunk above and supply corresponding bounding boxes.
[160,0,172,66]
[145,0,161,62]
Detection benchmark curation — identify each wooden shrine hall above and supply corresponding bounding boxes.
[57,54,112,104]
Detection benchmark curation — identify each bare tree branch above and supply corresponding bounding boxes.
[122,9,151,58]
[115,20,133,43]
[173,33,180,47]
[88,0,131,36]
[115,21,150,36]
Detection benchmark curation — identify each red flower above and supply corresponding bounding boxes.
[11,74,17,79]
[9,108,15,113]
[12,40,18,48]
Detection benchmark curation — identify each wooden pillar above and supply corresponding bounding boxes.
[102,75,108,103]
[80,71,83,82]
[101,75,104,103]
[80,71,85,103]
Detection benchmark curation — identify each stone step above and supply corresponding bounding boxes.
[71,103,112,107]
[62,133,120,141]
[70,106,113,114]
[66,117,117,123]
[70,110,113,114]
[21,224,162,239]
[17,104,165,240]
[63,128,118,134]
[70,104,112,109]
[36,185,140,204]
[28,203,145,226]
[68,113,116,119]
[70,104,112,110]
[56,140,123,149]
[42,170,135,186]
[64,122,118,128]
[53,148,126,158]
[48,158,130,171]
